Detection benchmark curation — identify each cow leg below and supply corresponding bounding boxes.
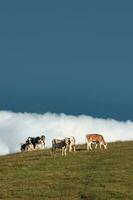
[69,144,72,152]
[27,145,30,151]
[64,148,67,156]
[24,145,28,151]
[88,142,92,151]
[62,147,64,156]
[104,144,107,149]
[95,143,98,149]
[73,145,76,152]
[52,146,56,153]
[62,147,67,156]
[29,144,34,151]
[87,142,92,151]
[89,142,92,150]
[87,142,89,151]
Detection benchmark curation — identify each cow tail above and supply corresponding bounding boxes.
[102,136,106,145]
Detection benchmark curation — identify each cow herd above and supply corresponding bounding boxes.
[20,133,107,155]
[20,135,45,151]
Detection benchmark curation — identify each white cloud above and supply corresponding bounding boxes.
[0,111,133,155]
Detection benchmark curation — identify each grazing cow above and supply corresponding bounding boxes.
[86,134,107,151]
[69,136,76,152]
[52,138,70,156]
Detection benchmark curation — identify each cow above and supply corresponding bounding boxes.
[34,135,45,150]
[20,143,28,152]
[69,136,76,152]
[40,135,46,148]
[86,134,107,151]
[27,135,45,150]
[20,138,34,152]
[52,138,70,156]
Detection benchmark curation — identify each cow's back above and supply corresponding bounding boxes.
[52,139,65,149]
[86,134,104,142]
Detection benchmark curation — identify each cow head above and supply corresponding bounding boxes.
[40,135,45,144]
[65,137,71,147]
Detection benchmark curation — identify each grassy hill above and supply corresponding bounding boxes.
[0,141,133,200]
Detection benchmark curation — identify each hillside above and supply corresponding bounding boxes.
[0,142,133,200]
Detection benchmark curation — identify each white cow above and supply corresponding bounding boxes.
[69,136,76,152]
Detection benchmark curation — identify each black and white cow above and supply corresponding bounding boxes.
[20,143,28,152]
[20,135,45,152]
[52,138,70,156]
[20,137,34,152]
[69,136,76,152]
[27,135,45,150]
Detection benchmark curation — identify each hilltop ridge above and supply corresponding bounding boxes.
[0,141,133,200]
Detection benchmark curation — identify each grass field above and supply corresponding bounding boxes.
[0,141,133,200]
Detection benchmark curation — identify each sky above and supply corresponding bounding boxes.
[0,1,133,120]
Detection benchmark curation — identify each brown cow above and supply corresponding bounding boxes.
[86,134,107,150]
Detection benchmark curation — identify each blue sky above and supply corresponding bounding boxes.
[0,1,133,120]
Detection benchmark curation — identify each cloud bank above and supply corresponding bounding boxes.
[0,111,133,155]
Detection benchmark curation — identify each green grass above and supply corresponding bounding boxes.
[0,142,133,200]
